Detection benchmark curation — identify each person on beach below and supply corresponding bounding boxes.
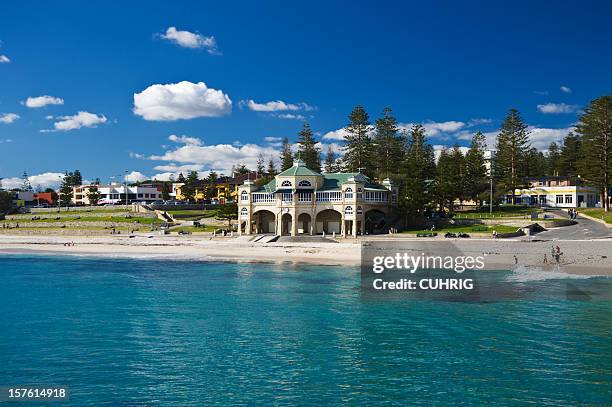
[543,253,548,264]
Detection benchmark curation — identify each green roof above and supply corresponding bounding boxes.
[276,159,322,177]
[255,172,388,192]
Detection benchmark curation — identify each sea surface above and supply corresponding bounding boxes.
[0,254,611,406]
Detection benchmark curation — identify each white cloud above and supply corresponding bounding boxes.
[242,99,313,112]
[125,171,147,183]
[133,81,232,121]
[159,26,220,54]
[153,163,204,172]
[0,113,19,124]
[432,145,470,161]
[45,111,107,132]
[456,126,574,150]
[129,152,145,159]
[24,95,64,108]
[0,138,13,143]
[168,134,202,146]
[1,172,64,190]
[151,172,177,182]
[272,113,305,120]
[467,118,493,127]
[0,55,9,63]
[537,103,580,114]
[560,86,572,93]
[149,136,280,175]
[322,128,350,141]
[534,90,549,96]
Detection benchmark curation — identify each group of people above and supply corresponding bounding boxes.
[567,208,578,220]
[543,245,563,264]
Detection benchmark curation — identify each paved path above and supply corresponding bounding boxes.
[534,210,611,240]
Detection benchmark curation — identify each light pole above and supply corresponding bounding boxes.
[124,170,128,210]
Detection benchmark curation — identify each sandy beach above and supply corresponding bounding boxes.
[0,233,611,275]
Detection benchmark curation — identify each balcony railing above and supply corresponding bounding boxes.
[252,193,274,203]
[364,191,388,202]
[316,191,342,202]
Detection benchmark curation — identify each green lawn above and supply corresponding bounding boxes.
[170,225,217,233]
[31,207,132,215]
[166,209,218,220]
[454,207,540,219]
[578,208,612,224]
[402,224,519,235]
[4,216,163,224]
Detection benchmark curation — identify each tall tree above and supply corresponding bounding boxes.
[296,123,321,172]
[21,171,33,191]
[576,95,612,211]
[267,158,277,176]
[59,172,73,208]
[208,171,218,183]
[280,137,293,171]
[323,145,340,173]
[161,182,171,201]
[494,108,530,204]
[402,124,436,216]
[176,173,186,183]
[256,153,265,174]
[434,148,456,211]
[547,142,561,176]
[560,132,581,177]
[342,105,374,177]
[181,171,199,202]
[72,170,83,186]
[86,186,101,205]
[372,107,405,179]
[450,145,466,203]
[526,147,547,177]
[464,132,489,205]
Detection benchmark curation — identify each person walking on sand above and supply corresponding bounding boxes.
[543,253,548,264]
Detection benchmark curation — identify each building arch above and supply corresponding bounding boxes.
[315,209,342,234]
[298,180,312,187]
[253,209,276,234]
[281,212,293,235]
[365,209,386,234]
[281,180,292,187]
[297,212,312,234]
[240,190,249,201]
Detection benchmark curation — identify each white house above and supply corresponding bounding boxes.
[508,177,600,208]
[237,158,398,237]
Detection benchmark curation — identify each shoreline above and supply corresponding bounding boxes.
[0,234,611,275]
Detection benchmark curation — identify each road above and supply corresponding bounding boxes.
[534,210,611,240]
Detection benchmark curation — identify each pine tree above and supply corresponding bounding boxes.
[267,158,277,176]
[256,153,265,174]
[372,107,405,180]
[560,132,581,177]
[526,147,547,177]
[59,172,73,208]
[208,171,218,183]
[434,148,456,211]
[22,171,33,191]
[450,145,466,204]
[86,186,101,205]
[402,124,436,216]
[280,137,293,171]
[547,142,561,176]
[296,123,321,172]
[176,173,186,183]
[72,170,82,186]
[342,105,374,177]
[494,108,530,204]
[161,182,171,201]
[575,95,612,211]
[181,171,199,202]
[324,145,338,173]
[464,132,489,205]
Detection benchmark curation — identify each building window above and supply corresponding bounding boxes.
[138,194,143,198]
[240,207,248,216]
[556,195,563,204]
[298,180,311,187]
[357,206,363,214]
[539,195,546,205]
[298,192,312,202]
[281,180,292,187]
[281,193,292,202]
[344,187,353,199]
[241,191,249,201]
[565,195,572,204]
[345,206,353,215]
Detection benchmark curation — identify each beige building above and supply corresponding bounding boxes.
[237,159,398,237]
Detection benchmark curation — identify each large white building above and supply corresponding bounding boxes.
[238,159,398,237]
[508,177,600,208]
[71,184,163,205]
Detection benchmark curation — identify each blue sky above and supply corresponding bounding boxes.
[1,1,611,188]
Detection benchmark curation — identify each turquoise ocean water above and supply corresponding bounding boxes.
[0,254,611,405]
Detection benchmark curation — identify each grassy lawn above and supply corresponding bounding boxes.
[0,225,150,231]
[166,209,218,220]
[454,207,540,219]
[31,207,132,215]
[402,224,519,235]
[4,216,163,225]
[578,208,612,224]
[169,225,217,233]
